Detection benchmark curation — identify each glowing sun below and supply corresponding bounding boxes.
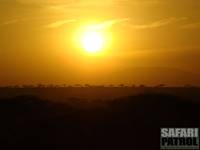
[81,30,104,53]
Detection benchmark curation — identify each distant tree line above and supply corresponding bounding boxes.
[0,83,199,88]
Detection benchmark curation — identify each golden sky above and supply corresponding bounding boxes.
[0,0,200,86]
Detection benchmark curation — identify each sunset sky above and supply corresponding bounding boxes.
[0,0,200,86]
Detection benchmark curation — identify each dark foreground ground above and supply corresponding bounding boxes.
[0,89,200,149]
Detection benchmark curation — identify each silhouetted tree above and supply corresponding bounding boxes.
[119,84,124,87]
[139,84,146,88]
[84,84,91,87]
[157,84,166,88]
[37,83,45,88]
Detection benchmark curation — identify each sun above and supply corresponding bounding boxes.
[81,30,105,53]
[73,23,112,55]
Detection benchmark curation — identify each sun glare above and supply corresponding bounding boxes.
[81,31,104,53]
[74,23,112,56]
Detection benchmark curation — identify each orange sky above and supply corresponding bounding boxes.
[0,0,200,86]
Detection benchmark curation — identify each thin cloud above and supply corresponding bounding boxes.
[45,19,76,28]
[17,0,164,9]
[17,0,70,5]
[128,0,165,5]
[87,18,129,30]
[0,19,19,27]
[130,17,187,30]
[181,22,200,29]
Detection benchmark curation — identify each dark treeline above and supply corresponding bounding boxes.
[0,86,200,102]
[0,93,200,149]
[1,83,199,88]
